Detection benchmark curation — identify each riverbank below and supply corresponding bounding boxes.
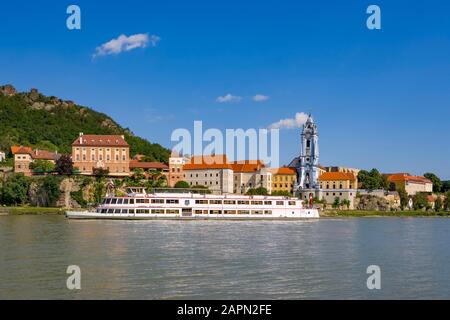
[0,207,64,216]
[321,210,450,218]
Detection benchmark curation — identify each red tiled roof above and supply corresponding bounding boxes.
[72,134,128,147]
[183,154,233,170]
[319,172,357,181]
[231,160,265,173]
[270,167,296,175]
[11,146,32,154]
[31,150,58,160]
[129,161,168,170]
[387,173,432,184]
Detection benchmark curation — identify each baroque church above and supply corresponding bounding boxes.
[289,114,322,202]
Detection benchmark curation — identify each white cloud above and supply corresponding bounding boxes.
[252,94,270,102]
[216,94,242,103]
[93,33,160,58]
[268,112,309,130]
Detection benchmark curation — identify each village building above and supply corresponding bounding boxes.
[182,154,234,194]
[168,152,190,187]
[232,160,271,194]
[386,173,433,195]
[269,167,297,195]
[11,146,59,176]
[129,160,169,180]
[71,133,130,177]
[319,172,358,209]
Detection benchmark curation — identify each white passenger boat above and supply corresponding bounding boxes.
[66,187,320,220]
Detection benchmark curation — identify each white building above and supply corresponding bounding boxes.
[0,150,5,162]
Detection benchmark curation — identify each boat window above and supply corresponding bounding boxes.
[152,199,164,204]
[129,199,134,204]
[237,200,250,205]
[107,209,114,213]
[96,209,101,213]
[136,199,144,204]
[166,209,179,214]
[166,199,179,204]
[264,201,272,205]
[101,209,107,213]
[224,210,237,214]
[276,201,284,206]
[224,200,236,205]
[144,199,150,204]
[195,200,208,204]
[123,199,129,205]
[121,209,128,214]
[111,198,117,205]
[252,210,263,215]
[237,210,250,214]
[264,210,272,214]
[114,209,121,214]
[288,201,296,206]
[210,200,222,205]
[194,210,203,214]
[251,201,263,205]
[117,199,123,205]
[105,198,112,204]
[209,210,222,214]
[152,209,165,214]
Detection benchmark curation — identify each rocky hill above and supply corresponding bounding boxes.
[0,84,170,162]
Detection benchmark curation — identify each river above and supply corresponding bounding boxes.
[1,215,449,299]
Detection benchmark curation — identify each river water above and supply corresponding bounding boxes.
[0,215,449,299]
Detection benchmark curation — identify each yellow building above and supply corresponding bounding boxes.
[270,167,297,194]
[319,172,358,209]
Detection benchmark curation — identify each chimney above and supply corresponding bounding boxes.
[79,132,84,137]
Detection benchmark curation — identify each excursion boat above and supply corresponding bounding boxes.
[65,187,320,220]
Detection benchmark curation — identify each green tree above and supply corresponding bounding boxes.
[132,168,145,180]
[442,181,450,193]
[444,192,450,211]
[332,197,341,209]
[424,173,442,193]
[435,197,443,212]
[174,181,190,188]
[29,159,55,173]
[413,192,428,210]
[0,174,31,206]
[146,170,168,188]
[397,187,409,210]
[36,175,61,207]
[358,169,386,191]
[55,154,74,175]
[246,187,268,196]
[271,190,293,197]
[93,167,109,178]
[341,199,351,210]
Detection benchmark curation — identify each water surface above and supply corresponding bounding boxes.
[1,216,449,299]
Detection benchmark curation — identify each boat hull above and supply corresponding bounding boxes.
[66,210,320,220]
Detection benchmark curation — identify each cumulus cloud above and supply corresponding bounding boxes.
[268,112,309,130]
[216,94,242,103]
[252,94,270,102]
[93,33,160,58]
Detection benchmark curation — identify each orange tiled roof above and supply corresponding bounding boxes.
[271,167,296,175]
[387,173,432,184]
[129,160,168,170]
[231,160,265,173]
[72,134,128,147]
[11,146,33,154]
[319,172,356,181]
[183,154,233,170]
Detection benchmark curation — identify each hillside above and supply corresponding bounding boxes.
[0,85,170,162]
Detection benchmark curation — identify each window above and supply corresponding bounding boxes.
[137,209,150,214]
[238,210,250,214]
[152,209,165,214]
[114,209,121,214]
[123,199,129,205]
[252,210,263,215]
[224,210,236,214]
[264,201,272,205]
[210,200,222,205]
[195,200,208,204]
[129,209,135,214]
[105,198,112,204]
[224,200,236,205]
[151,199,164,204]
[276,201,284,206]
[306,140,311,148]
[264,210,272,215]
[195,210,203,214]
[121,209,128,214]
[209,210,222,214]
[288,201,296,206]
[111,198,117,205]
[117,199,123,205]
[238,200,250,205]
[166,199,179,204]
[251,201,263,205]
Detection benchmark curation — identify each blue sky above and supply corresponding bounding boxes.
[1,1,449,178]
